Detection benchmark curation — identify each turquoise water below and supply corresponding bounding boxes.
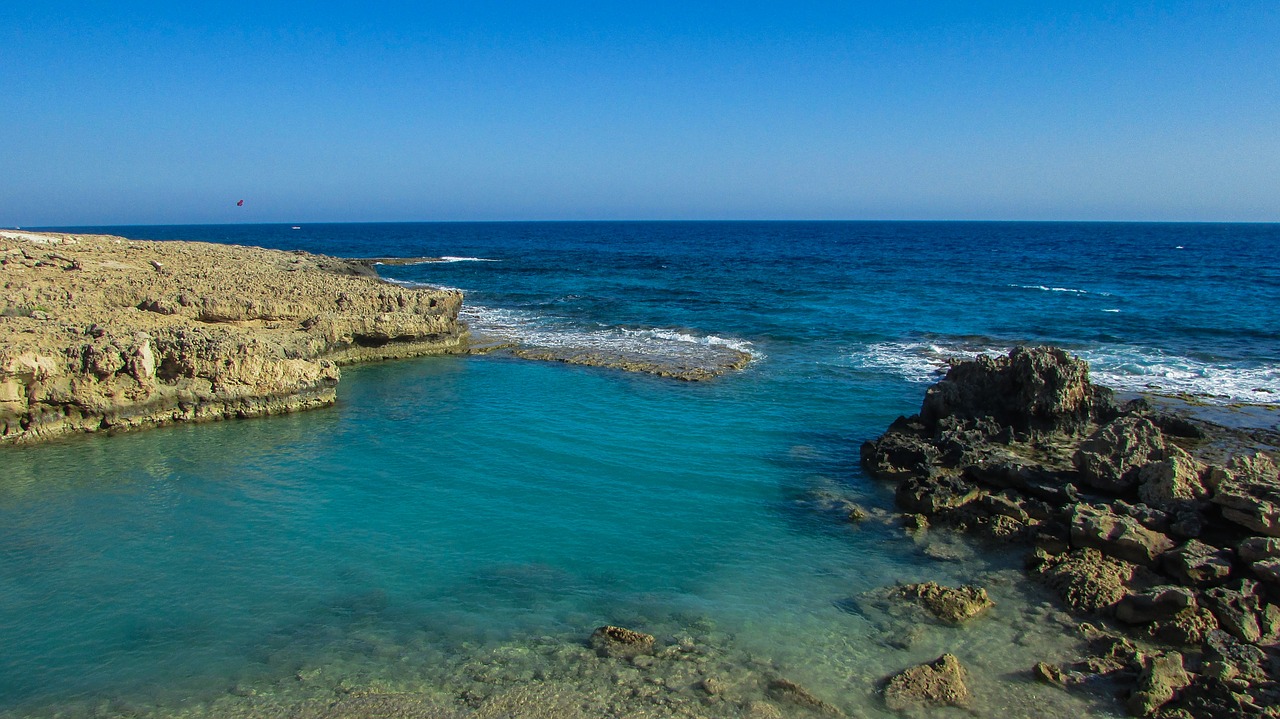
[5,221,1279,717]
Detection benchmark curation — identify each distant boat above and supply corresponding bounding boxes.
[292,226,301,230]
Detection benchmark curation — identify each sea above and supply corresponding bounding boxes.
[2,222,1278,718]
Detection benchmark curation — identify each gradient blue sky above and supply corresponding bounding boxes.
[3,2,1278,225]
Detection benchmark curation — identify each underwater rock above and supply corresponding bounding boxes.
[881,653,971,712]
[891,582,994,623]
[765,678,843,716]
[589,625,656,659]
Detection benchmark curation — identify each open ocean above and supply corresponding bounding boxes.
[3,221,1278,717]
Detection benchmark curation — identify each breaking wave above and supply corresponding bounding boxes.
[847,339,1280,404]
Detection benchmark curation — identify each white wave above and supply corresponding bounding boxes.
[461,304,758,362]
[1008,284,1111,296]
[1102,309,1121,313]
[847,340,1280,404]
[439,256,499,263]
[382,278,466,293]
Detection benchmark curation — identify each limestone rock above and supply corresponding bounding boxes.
[1074,416,1168,493]
[895,474,980,514]
[1238,536,1280,563]
[1070,504,1175,567]
[1,232,467,444]
[1210,454,1280,537]
[1138,447,1208,512]
[918,346,1108,438]
[1252,558,1280,586]
[588,625,656,659]
[1028,547,1136,613]
[1162,540,1234,586]
[882,653,971,712]
[1127,652,1191,717]
[1116,586,1197,624]
[860,429,940,480]
[1202,581,1264,644]
[1147,607,1219,646]
[891,582,994,623]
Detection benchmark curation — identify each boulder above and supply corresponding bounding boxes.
[1115,586,1197,624]
[1147,607,1219,646]
[1127,652,1191,717]
[1252,558,1280,586]
[891,582,994,623]
[1138,447,1208,512]
[1074,416,1168,493]
[1162,540,1234,586]
[1202,580,1264,644]
[1209,454,1280,537]
[918,346,1107,438]
[1237,537,1280,563]
[882,654,971,712]
[1028,547,1136,613]
[1070,504,1176,567]
[588,625,655,659]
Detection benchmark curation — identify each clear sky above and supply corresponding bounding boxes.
[3,1,1278,225]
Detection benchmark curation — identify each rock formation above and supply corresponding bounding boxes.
[861,346,1280,718]
[1,231,467,443]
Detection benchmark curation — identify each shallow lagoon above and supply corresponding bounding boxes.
[2,354,1120,718]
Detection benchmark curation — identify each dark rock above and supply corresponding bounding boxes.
[1074,416,1168,493]
[1163,540,1234,586]
[891,582,994,623]
[1147,607,1219,646]
[1238,537,1280,563]
[919,346,1108,438]
[1169,511,1205,539]
[1077,623,1144,676]
[894,474,980,514]
[860,432,939,480]
[1209,454,1280,537]
[882,653,971,712]
[1116,586,1198,624]
[1201,629,1268,685]
[1070,504,1176,567]
[765,678,843,716]
[1252,558,1280,587]
[1127,652,1191,717]
[1202,581,1264,644]
[588,625,655,658]
[1028,547,1136,613]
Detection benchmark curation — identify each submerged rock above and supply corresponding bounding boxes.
[882,653,971,712]
[765,678,844,716]
[589,625,656,659]
[891,582,994,623]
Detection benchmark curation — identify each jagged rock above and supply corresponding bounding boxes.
[1252,558,1280,586]
[895,474,980,514]
[1070,504,1176,567]
[1074,416,1168,493]
[1033,661,1086,687]
[1202,580,1264,644]
[1201,629,1268,685]
[1138,447,1209,512]
[891,582,994,623]
[882,654,971,712]
[1116,586,1197,624]
[765,678,843,716]
[1238,537,1280,563]
[1,232,466,444]
[1127,652,1191,717]
[1147,607,1219,646]
[860,431,940,480]
[1163,540,1234,586]
[1209,454,1280,537]
[918,346,1108,438]
[1078,623,1144,675]
[589,625,656,658]
[1028,547,1136,613]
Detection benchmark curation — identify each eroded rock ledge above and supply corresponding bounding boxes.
[1,231,467,443]
[862,346,1280,718]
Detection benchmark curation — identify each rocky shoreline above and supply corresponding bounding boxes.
[1,231,468,444]
[861,346,1280,718]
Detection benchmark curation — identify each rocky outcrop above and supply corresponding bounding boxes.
[588,625,656,659]
[1,231,467,443]
[860,346,1280,718]
[881,654,971,711]
[890,582,993,623]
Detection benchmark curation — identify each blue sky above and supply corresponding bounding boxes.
[3,2,1277,224]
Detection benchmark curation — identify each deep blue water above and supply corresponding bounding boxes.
[2,222,1278,716]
